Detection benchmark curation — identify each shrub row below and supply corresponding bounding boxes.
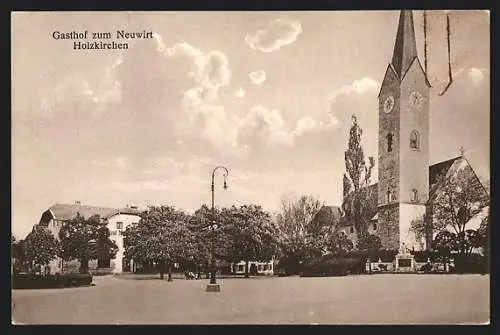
[301,256,366,277]
[12,273,93,289]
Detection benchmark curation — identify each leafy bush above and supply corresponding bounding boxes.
[12,273,93,289]
[301,255,365,277]
[452,254,488,274]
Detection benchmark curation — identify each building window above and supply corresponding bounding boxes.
[410,130,420,150]
[386,133,393,152]
[116,222,123,230]
[350,227,354,234]
[372,223,377,231]
[411,189,418,202]
[386,189,393,203]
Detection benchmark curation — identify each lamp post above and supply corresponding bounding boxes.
[206,166,229,292]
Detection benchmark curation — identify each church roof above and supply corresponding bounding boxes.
[309,205,343,232]
[429,156,461,189]
[391,10,418,79]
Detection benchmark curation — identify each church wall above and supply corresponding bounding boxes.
[399,203,427,251]
[378,67,401,206]
[377,205,399,249]
[399,60,430,205]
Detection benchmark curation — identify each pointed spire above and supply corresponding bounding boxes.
[391,10,418,78]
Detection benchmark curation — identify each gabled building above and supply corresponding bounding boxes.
[38,202,142,273]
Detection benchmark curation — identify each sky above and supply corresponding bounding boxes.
[12,10,490,238]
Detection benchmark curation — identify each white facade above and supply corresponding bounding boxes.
[106,213,141,273]
[399,203,427,251]
[231,260,274,276]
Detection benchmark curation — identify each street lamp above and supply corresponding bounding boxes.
[206,166,229,292]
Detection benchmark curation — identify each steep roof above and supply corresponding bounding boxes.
[43,203,141,222]
[391,10,418,79]
[429,156,461,188]
[310,205,342,227]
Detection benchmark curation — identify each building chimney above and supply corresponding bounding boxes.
[75,201,81,205]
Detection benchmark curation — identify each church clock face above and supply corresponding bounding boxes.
[384,95,395,114]
[409,91,424,110]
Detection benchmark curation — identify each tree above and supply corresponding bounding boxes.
[24,225,59,274]
[276,194,323,261]
[123,206,192,280]
[223,205,280,278]
[477,209,490,257]
[326,232,355,255]
[96,224,118,266]
[186,205,225,278]
[431,230,457,267]
[342,115,375,237]
[59,213,117,273]
[356,233,382,253]
[429,160,489,256]
[410,210,434,250]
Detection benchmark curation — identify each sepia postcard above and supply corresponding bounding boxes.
[11,10,490,325]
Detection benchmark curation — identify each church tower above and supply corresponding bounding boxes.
[377,10,431,251]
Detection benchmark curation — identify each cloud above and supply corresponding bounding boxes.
[245,18,302,53]
[40,57,123,119]
[236,87,245,98]
[248,70,267,85]
[239,105,294,147]
[468,67,489,85]
[291,114,339,137]
[115,156,130,170]
[329,77,380,103]
[160,41,232,108]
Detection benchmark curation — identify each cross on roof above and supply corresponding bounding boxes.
[459,146,465,157]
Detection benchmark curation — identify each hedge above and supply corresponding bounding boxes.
[12,273,93,289]
[301,255,366,277]
[452,254,488,274]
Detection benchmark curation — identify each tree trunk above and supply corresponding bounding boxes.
[167,262,173,282]
[79,258,89,274]
[159,260,165,280]
[244,260,250,278]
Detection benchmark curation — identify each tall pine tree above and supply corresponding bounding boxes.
[343,115,375,238]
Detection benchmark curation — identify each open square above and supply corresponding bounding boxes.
[12,274,489,324]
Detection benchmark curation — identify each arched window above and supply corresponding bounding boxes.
[386,133,393,152]
[410,130,420,149]
[411,189,418,202]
